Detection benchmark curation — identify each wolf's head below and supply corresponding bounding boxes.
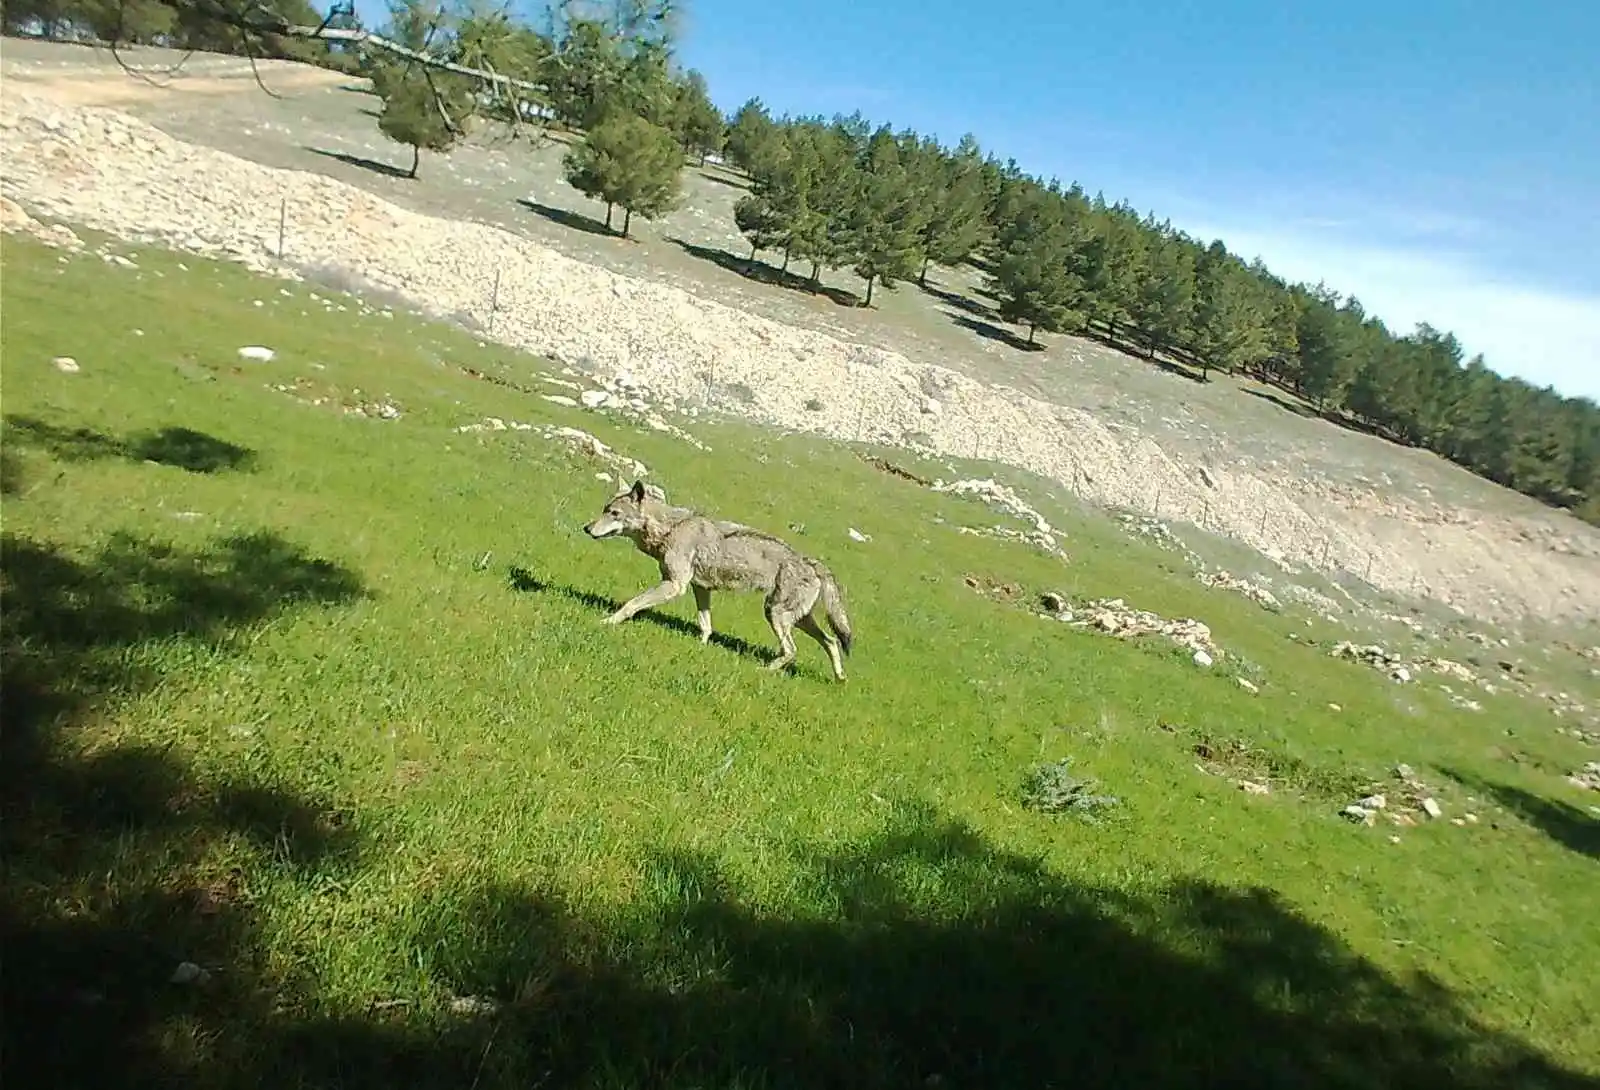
[583,479,661,540]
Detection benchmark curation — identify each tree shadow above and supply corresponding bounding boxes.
[514,197,616,238]
[507,565,769,662]
[1440,767,1600,860]
[949,312,1045,352]
[1,444,26,495]
[919,280,998,321]
[668,238,860,307]
[1243,384,1317,418]
[695,168,748,191]
[204,799,1592,1089]
[1,528,370,1086]
[4,414,257,473]
[304,146,414,180]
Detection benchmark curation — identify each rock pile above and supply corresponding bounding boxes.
[1195,569,1281,611]
[1045,596,1221,658]
[1567,762,1600,792]
[1342,765,1453,827]
[1330,641,1415,682]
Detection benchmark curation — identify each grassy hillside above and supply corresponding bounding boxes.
[3,230,1597,1088]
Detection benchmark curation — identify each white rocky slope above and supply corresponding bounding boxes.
[3,83,1597,627]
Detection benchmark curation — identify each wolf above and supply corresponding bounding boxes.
[582,480,855,681]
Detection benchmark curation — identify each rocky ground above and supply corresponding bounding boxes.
[3,39,1600,629]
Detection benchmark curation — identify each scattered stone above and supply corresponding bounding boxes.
[51,355,79,373]
[541,394,579,407]
[1328,703,1342,712]
[847,527,870,543]
[1237,780,1270,795]
[1567,762,1600,791]
[1420,797,1443,819]
[1193,649,1214,668]
[1395,763,1416,780]
[170,961,210,986]
[579,389,611,409]
[237,345,276,362]
[1040,591,1067,614]
[1342,804,1378,826]
[1236,677,1259,694]
[1358,794,1388,811]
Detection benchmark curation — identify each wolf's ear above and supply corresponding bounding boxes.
[630,479,648,503]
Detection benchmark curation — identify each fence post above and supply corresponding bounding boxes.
[277,197,287,259]
[487,268,502,334]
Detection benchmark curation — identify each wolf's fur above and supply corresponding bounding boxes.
[583,480,855,680]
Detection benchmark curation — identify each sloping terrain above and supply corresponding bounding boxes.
[3,37,1599,629]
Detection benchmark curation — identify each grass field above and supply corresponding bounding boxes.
[4,230,1599,1088]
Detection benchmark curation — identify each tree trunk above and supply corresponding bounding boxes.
[622,207,633,239]
[781,246,792,273]
[408,145,419,179]
[809,262,820,285]
[1027,323,1037,345]
[749,241,759,260]
[864,275,876,307]
[604,203,614,232]
[918,253,931,287]
[1106,318,1117,342]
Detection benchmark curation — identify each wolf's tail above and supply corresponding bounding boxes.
[813,563,854,656]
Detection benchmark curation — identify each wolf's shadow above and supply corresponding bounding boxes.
[508,566,771,662]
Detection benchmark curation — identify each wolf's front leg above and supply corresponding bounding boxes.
[604,578,688,625]
[693,584,714,644]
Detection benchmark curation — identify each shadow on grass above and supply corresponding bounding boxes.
[514,197,615,238]
[1,528,370,1086]
[216,800,1591,1089]
[668,238,860,308]
[507,565,769,663]
[1442,767,1600,861]
[950,312,1045,352]
[305,146,414,180]
[4,414,257,473]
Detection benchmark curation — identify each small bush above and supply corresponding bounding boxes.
[1019,758,1121,822]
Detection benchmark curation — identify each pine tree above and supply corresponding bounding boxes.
[1131,228,1197,360]
[1192,241,1268,379]
[725,97,778,174]
[672,69,725,164]
[986,186,1086,345]
[845,127,930,306]
[561,111,683,238]
[375,70,472,179]
[786,121,859,285]
[917,133,989,286]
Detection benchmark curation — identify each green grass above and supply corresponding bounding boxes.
[3,231,1598,1089]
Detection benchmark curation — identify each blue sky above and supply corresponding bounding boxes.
[672,0,1599,400]
[356,1,1600,400]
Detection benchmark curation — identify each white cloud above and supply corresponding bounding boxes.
[1182,216,1600,402]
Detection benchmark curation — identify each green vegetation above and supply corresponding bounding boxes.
[4,229,1599,1087]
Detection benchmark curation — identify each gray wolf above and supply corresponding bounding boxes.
[582,480,855,681]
